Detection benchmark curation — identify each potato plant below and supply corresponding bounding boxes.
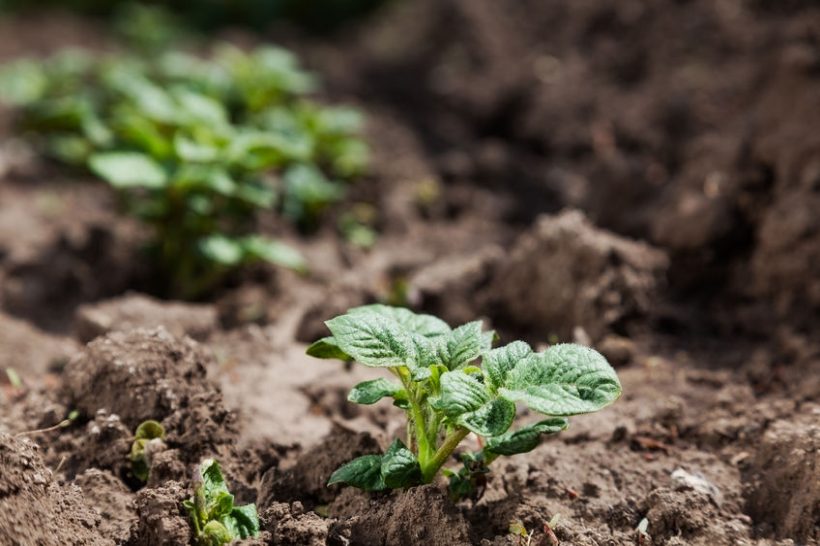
[308,305,622,498]
[0,45,367,297]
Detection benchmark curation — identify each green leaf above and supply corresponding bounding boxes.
[228,504,260,539]
[483,341,532,392]
[327,454,385,491]
[200,459,231,501]
[234,181,277,208]
[457,397,516,437]
[380,439,422,488]
[484,418,569,456]
[306,337,351,361]
[135,420,165,441]
[174,133,221,162]
[88,152,167,189]
[199,235,243,266]
[241,236,307,272]
[325,312,416,368]
[499,344,622,416]
[348,305,451,339]
[481,330,497,351]
[173,88,229,127]
[348,378,402,405]
[173,165,237,196]
[210,491,235,518]
[443,321,484,369]
[432,370,490,417]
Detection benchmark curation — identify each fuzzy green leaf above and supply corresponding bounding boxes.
[443,321,485,369]
[327,454,385,491]
[325,312,416,368]
[348,378,402,405]
[201,459,231,501]
[483,341,532,392]
[89,152,167,189]
[484,418,569,456]
[225,504,260,539]
[432,370,490,416]
[348,305,451,339]
[499,344,622,416]
[306,337,351,361]
[457,397,516,437]
[481,330,497,351]
[380,439,422,488]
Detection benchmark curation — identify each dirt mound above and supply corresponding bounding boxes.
[318,0,820,337]
[62,327,238,463]
[0,311,76,376]
[126,480,191,546]
[74,293,218,343]
[259,427,381,508]
[487,209,667,342]
[332,485,472,546]
[0,433,109,546]
[76,468,137,544]
[745,409,820,542]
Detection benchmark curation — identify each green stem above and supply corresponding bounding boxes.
[392,368,434,464]
[421,427,469,483]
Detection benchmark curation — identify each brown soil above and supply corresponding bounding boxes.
[0,1,819,545]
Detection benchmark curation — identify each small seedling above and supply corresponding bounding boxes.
[307,305,622,498]
[509,520,532,546]
[15,409,79,437]
[130,420,166,482]
[184,459,260,546]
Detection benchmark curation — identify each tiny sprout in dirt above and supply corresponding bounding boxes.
[129,420,165,482]
[307,305,622,499]
[184,459,260,546]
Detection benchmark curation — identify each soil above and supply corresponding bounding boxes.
[0,1,819,545]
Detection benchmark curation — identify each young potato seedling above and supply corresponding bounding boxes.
[0,44,368,297]
[184,459,260,546]
[129,420,165,483]
[307,305,622,499]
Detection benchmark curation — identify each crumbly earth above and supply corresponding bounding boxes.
[0,1,819,545]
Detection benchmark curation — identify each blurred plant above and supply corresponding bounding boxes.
[0,45,368,297]
[307,304,622,500]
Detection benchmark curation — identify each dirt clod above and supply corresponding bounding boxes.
[76,468,137,544]
[488,210,668,341]
[0,433,109,546]
[126,480,191,546]
[62,327,238,461]
[74,293,218,343]
[258,427,381,508]
[745,410,820,542]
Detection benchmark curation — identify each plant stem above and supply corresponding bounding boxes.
[421,427,469,483]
